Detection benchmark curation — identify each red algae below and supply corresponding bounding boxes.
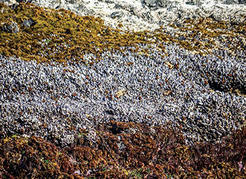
[0,121,245,178]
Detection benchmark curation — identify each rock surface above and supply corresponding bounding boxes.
[0,0,245,147]
[10,0,245,32]
[0,44,245,146]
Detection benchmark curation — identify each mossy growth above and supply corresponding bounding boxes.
[0,2,157,65]
[168,18,246,58]
[0,2,245,65]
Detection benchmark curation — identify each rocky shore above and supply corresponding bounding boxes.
[20,0,246,32]
[1,0,245,146]
[0,44,245,146]
[0,0,246,178]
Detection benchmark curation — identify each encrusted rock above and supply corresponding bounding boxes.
[1,21,19,33]
[0,0,18,6]
[8,0,242,32]
[22,18,36,28]
[110,11,124,18]
[0,0,245,147]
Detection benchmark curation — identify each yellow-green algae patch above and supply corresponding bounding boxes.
[168,18,246,58]
[0,2,246,65]
[0,2,158,65]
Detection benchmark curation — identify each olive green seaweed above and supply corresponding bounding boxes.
[0,2,245,65]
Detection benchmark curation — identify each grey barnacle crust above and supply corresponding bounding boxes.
[0,40,245,146]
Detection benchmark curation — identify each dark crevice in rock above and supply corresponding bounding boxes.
[109,123,124,135]
[208,80,228,92]
[208,79,246,96]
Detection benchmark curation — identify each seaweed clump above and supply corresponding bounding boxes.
[0,2,156,65]
[1,2,246,65]
[168,17,246,57]
[0,121,245,178]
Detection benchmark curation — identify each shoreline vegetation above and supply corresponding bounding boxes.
[0,2,246,178]
[1,2,245,65]
[1,121,246,178]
